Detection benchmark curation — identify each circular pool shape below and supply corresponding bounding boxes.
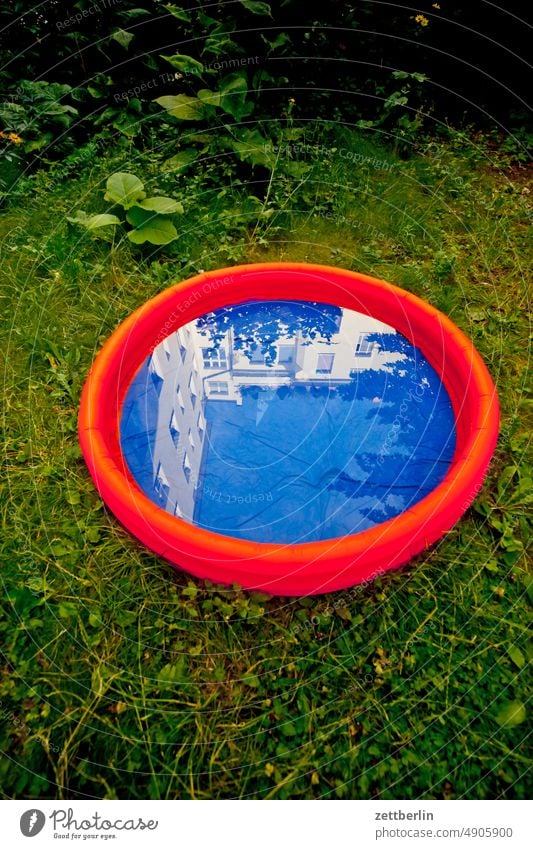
[79,263,499,596]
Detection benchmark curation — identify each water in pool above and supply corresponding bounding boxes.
[120,300,456,543]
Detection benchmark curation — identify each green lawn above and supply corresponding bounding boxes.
[0,125,531,799]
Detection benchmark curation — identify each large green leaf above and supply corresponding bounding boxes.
[219,72,253,120]
[220,73,248,98]
[111,29,134,50]
[239,1,271,14]
[137,196,184,214]
[162,4,191,22]
[126,207,178,245]
[506,645,525,669]
[161,53,204,76]
[66,211,91,226]
[119,7,151,20]
[155,94,205,121]
[84,214,122,230]
[197,89,222,108]
[104,173,145,208]
[495,701,526,728]
[162,148,199,172]
[66,211,121,230]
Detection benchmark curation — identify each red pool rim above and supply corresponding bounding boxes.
[78,262,499,596]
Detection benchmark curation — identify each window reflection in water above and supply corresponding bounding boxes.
[120,300,456,543]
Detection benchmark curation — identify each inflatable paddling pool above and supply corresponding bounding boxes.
[78,263,499,595]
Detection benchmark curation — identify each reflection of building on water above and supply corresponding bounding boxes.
[143,305,405,520]
[146,324,206,521]
[200,308,403,403]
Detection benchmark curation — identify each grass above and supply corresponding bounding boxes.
[0,123,531,799]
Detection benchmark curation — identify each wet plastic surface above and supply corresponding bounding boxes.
[120,299,456,544]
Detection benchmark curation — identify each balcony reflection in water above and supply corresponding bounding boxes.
[120,300,456,544]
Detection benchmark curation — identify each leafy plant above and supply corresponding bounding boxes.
[358,70,429,154]
[0,80,78,157]
[91,97,144,140]
[500,128,533,165]
[67,172,184,245]
[155,70,255,125]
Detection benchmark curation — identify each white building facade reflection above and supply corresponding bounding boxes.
[140,304,406,523]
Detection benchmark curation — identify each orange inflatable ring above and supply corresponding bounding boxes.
[78,262,499,595]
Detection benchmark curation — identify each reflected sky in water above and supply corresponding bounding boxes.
[120,300,456,543]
